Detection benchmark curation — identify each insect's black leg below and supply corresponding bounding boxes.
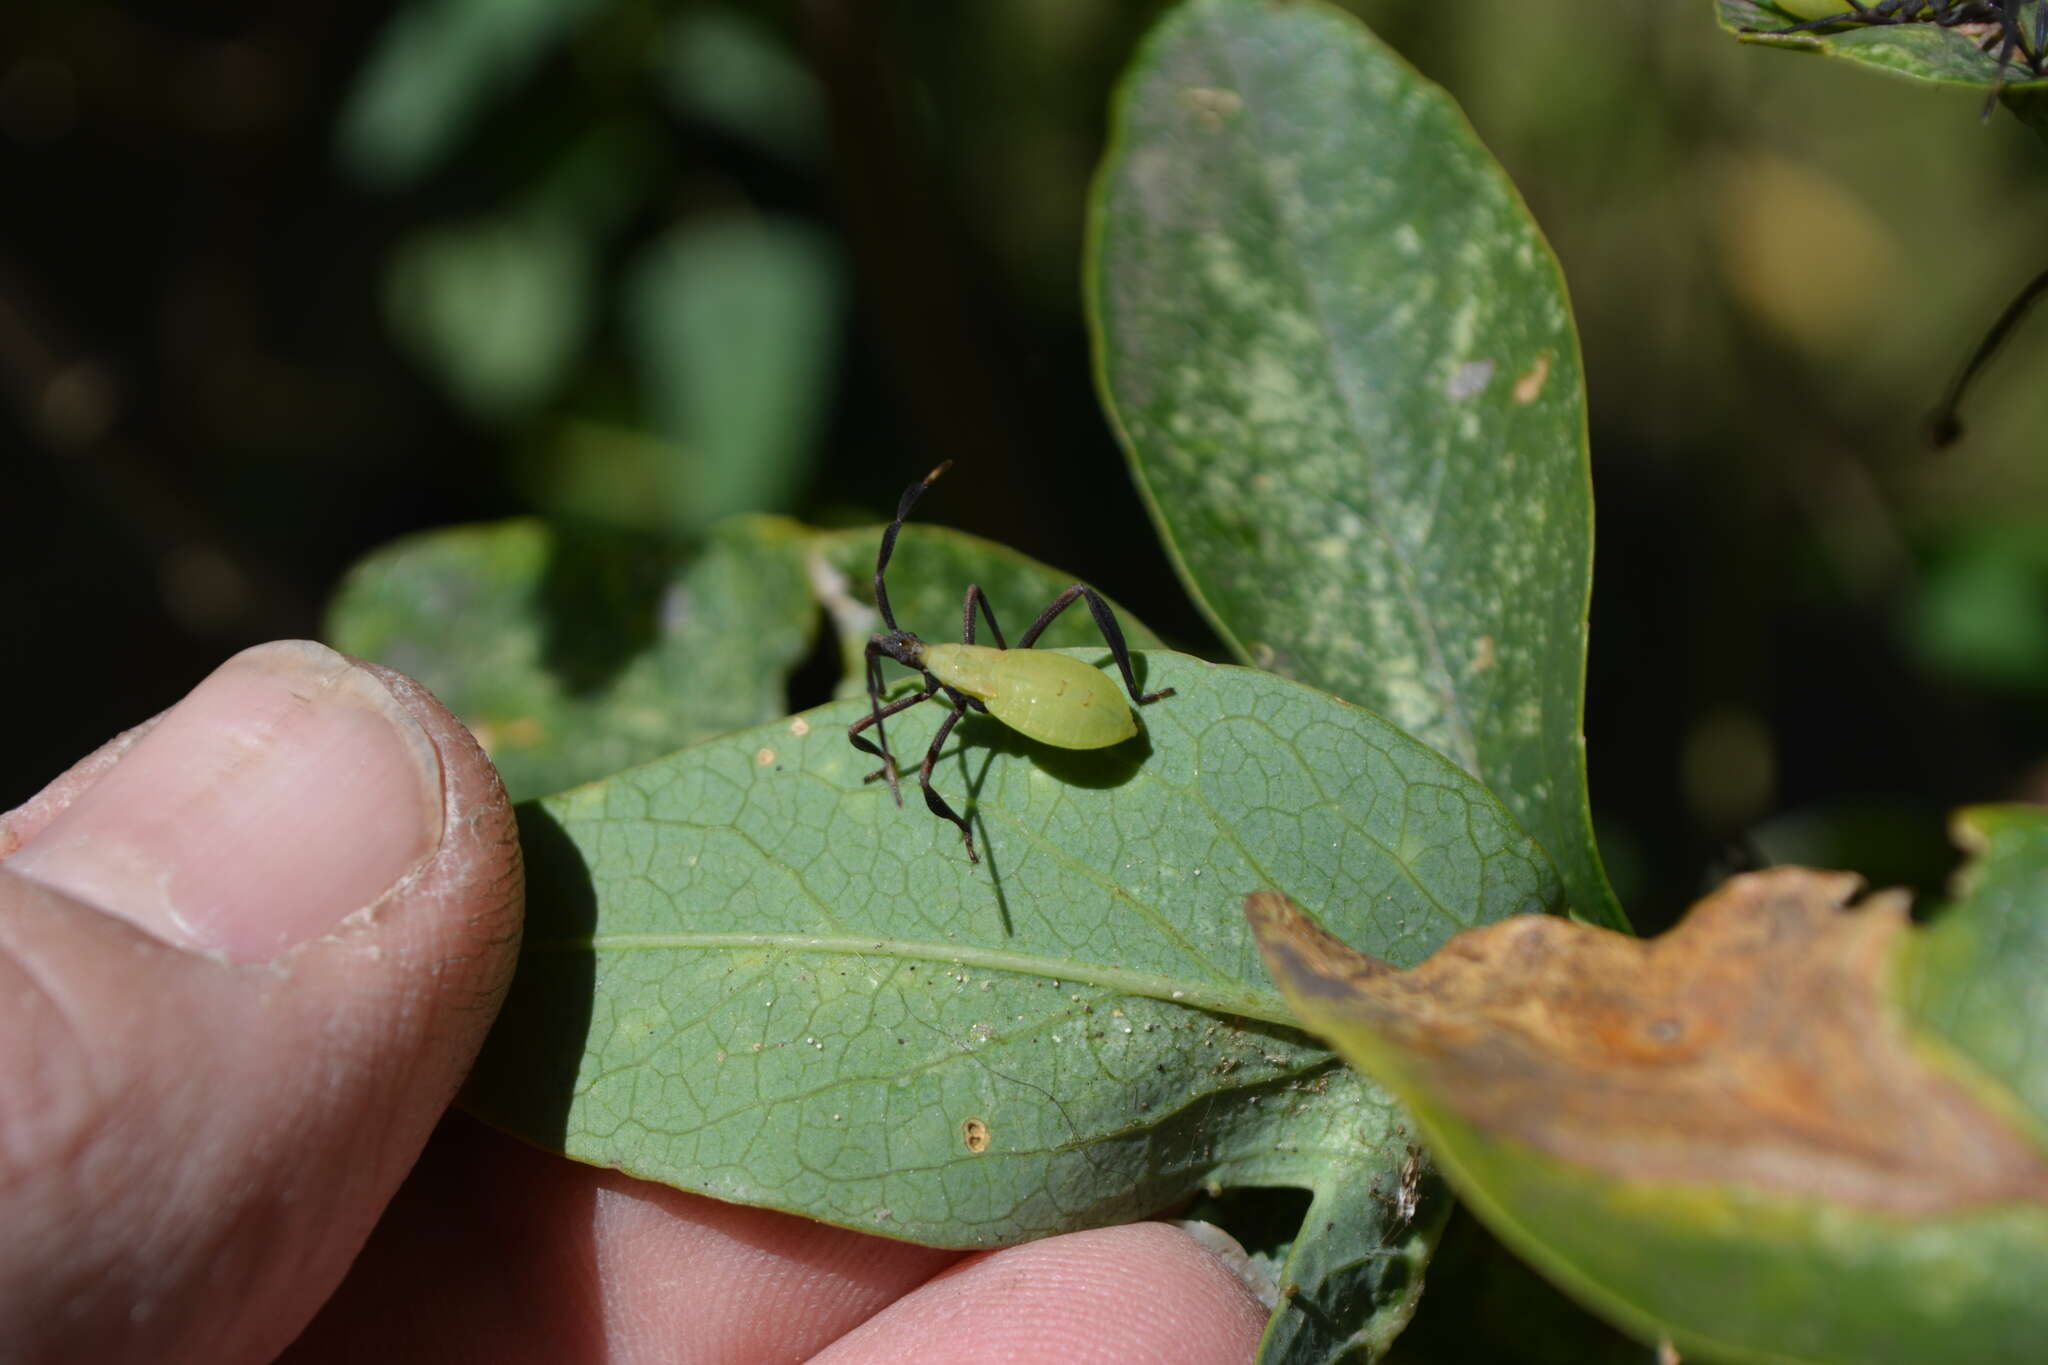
[917,699,978,862]
[1014,583,1081,648]
[1987,3,2024,111]
[849,682,940,792]
[849,643,916,804]
[1016,584,1175,706]
[873,461,952,634]
[961,584,1009,648]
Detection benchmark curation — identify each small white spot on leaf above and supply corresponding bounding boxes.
[1446,360,1494,401]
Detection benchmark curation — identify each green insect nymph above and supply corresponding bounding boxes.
[847,462,1173,862]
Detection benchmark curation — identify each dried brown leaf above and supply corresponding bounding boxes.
[1249,867,2048,1214]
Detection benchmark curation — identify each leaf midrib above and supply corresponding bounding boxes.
[526,929,1295,1026]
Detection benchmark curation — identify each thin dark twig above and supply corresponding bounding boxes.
[1928,265,2048,447]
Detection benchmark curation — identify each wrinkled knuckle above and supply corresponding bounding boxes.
[0,936,123,1201]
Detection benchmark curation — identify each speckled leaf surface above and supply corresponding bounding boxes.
[1090,0,1619,931]
[1718,1,2048,91]
[464,652,1565,1350]
[326,515,815,802]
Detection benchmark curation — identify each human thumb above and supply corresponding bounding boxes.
[0,640,522,1365]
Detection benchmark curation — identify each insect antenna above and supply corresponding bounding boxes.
[1928,263,2048,446]
[873,460,952,633]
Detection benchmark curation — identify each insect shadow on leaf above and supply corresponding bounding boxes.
[845,461,1174,863]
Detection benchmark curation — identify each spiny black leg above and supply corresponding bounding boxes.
[917,701,978,862]
[1016,583,1175,706]
[873,461,952,634]
[1014,583,1081,648]
[961,584,1009,648]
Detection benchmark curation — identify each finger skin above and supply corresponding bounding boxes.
[0,643,523,1365]
[813,1222,1269,1364]
[286,1119,1265,1365]
[283,1116,962,1365]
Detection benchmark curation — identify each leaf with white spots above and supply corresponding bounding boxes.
[463,651,1566,1353]
[1090,0,1622,931]
[326,514,817,802]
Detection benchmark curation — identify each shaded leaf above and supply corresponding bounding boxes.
[1717,1,2048,91]
[657,8,825,165]
[623,217,842,535]
[1256,1163,1449,1363]
[1091,0,1618,930]
[325,515,815,802]
[1249,848,2048,1364]
[464,652,1565,1350]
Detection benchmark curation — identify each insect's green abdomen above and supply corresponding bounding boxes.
[923,643,1138,750]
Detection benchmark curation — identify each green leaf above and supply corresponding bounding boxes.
[807,524,1166,697]
[623,217,842,535]
[1250,850,2048,1365]
[1716,1,2048,91]
[384,216,593,422]
[337,0,604,191]
[1900,804,2048,1130]
[325,515,816,802]
[1258,1167,1450,1363]
[324,505,1170,802]
[464,652,1565,1350]
[1090,0,1619,931]
[656,9,825,166]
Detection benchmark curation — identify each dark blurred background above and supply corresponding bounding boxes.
[5,0,2046,929]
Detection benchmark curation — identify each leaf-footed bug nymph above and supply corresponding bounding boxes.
[846,462,1174,863]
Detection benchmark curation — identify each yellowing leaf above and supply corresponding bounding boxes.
[1248,838,2048,1364]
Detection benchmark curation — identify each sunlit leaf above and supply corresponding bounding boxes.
[1091,0,1620,931]
[464,652,1566,1353]
[325,516,815,802]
